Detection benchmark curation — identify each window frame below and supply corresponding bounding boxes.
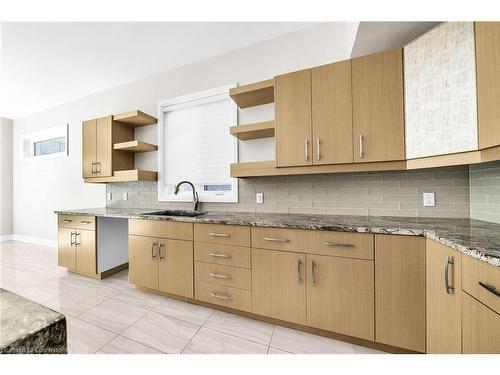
[20,124,69,161]
[157,84,239,203]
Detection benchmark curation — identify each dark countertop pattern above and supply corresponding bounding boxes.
[55,207,500,267]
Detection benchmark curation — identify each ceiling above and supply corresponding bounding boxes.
[0,22,317,119]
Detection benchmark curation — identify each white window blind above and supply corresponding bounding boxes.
[158,85,238,203]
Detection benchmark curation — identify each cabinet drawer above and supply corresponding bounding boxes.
[462,255,500,314]
[58,215,95,230]
[195,261,251,290]
[195,280,251,312]
[129,219,193,241]
[194,242,251,268]
[251,227,373,259]
[194,224,250,247]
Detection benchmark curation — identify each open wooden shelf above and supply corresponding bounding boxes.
[230,121,275,140]
[84,170,157,183]
[230,79,274,109]
[113,140,158,153]
[113,110,157,127]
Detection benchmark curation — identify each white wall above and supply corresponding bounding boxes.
[0,117,13,237]
[12,22,359,242]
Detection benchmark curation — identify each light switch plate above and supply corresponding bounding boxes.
[423,192,435,207]
[106,192,113,201]
[256,192,264,204]
[122,192,128,201]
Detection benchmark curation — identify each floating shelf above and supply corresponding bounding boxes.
[230,121,275,140]
[113,110,157,127]
[230,79,274,109]
[113,140,158,153]
[84,170,157,183]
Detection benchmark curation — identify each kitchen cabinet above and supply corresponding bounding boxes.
[158,239,194,298]
[251,248,306,325]
[82,116,113,178]
[426,240,462,354]
[58,227,76,271]
[128,235,159,290]
[275,69,312,167]
[306,254,374,340]
[375,234,426,352]
[352,48,405,163]
[75,229,97,275]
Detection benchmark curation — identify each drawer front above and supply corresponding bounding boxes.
[58,215,95,230]
[195,261,251,290]
[129,219,193,241]
[194,242,251,268]
[251,227,373,259]
[194,223,250,247]
[195,280,251,312]
[462,255,500,314]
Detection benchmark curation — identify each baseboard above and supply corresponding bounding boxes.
[9,234,57,249]
[0,235,14,242]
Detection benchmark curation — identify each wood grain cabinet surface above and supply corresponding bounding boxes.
[58,220,96,277]
[58,227,76,271]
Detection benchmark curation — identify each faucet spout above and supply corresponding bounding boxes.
[174,181,200,212]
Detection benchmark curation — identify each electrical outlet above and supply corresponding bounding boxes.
[256,192,264,204]
[122,192,128,201]
[106,192,113,201]
[423,192,435,207]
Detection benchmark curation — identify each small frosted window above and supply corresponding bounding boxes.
[34,137,66,156]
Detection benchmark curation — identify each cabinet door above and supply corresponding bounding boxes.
[58,227,76,271]
[426,240,462,354]
[311,60,353,165]
[96,116,113,177]
[375,235,426,352]
[158,239,193,298]
[129,235,159,290]
[82,119,97,178]
[252,248,306,325]
[307,255,374,340]
[352,49,405,162]
[75,229,96,275]
[275,70,312,167]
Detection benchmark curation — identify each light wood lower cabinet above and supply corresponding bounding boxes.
[128,235,159,290]
[58,227,96,276]
[375,235,426,352]
[426,240,462,354]
[251,248,306,325]
[58,227,76,271]
[306,254,374,340]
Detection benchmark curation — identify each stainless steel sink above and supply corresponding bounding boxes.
[142,210,205,218]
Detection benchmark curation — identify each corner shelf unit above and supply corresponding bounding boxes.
[113,140,158,153]
[230,121,275,140]
[230,79,274,109]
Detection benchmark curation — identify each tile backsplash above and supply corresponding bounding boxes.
[470,160,500,224]
[107,165,470,219]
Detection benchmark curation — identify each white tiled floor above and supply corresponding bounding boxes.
[0,240,385,354]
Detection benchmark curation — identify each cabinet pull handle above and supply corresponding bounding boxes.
[91,162,96,174]
[311,261,316,285]
[210,292,231,301]
[151,241,158,260]
[297,259,302,285]
[159,242,165,262]
[479,281,500,298]
[317,138,320,161]
[80,220,91,224]
[322,242,354,248]
[70,231,76,246]
[264,237,289,243]
[208,232,230,237]
[359,134,364,158]
[75,232,81,246]
[304,139,308,161]
[63,219,72,223]
[444,256,454,294]
[210,272,231,280]
[209,252,231,258]
[96,162,101,174]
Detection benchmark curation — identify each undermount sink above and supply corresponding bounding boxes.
[142,209,205,218]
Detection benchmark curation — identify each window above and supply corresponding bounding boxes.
[21,124,68,160]
[158,84,238,203]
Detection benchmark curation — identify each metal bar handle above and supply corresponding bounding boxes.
[75,232,81,246]
[359,134,364,158]
[151,241,158,260]
[70,231,76,246]
[479,281,500,298]
[311,261,316,285]
[209,252,231,258]
[96,162,101,174]
[297,259,302,285]
[322,242,354,247]
[208,232,230,238]
[91,162,96,174]
[264,237,289,243]
[80,220,92,224]
[210,292,231,301]
[305,139,308,161]
[317,138,320,161]
[63,219,73,223]
[159,242,165,261]
[210,272,231,280]
[445,256,454,294]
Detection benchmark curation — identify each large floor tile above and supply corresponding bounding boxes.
[204,310,274,345]
[67,318,117,354]
[268,347,292,354]
[353,345,386,354]
[15,279,78,303]
[183,328,268,354]
[121,312,200,353]
[270,326,356,354]
[97,336,161,354]
[0,269,48,293]
[44,287,109,316]
[153,297,213,325]
[79,298,148,334]
[112,288,165,310]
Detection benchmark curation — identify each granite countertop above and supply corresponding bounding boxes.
[55,207,500,267]
[0,289,67,354]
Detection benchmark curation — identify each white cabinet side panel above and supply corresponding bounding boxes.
[97,217,128,272]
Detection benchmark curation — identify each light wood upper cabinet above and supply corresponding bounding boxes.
[75,229,96,275]
[252,248,306,325]
[275,69,312,167]
[158,239,193,298]
[128,235,159,290]
[476,22,500,150]
[426,240,462,354]
[352,49,405,163]
[311,60,353,165]
[306,254,374,340]
[375,234,426,352]
[82,119,97,178]
[82,115,113,178]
